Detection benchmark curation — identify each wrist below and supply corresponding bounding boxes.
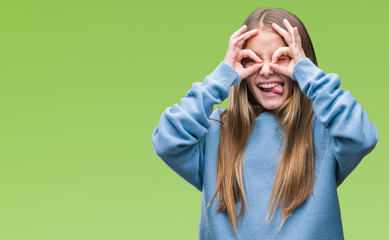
[291,58,316,82]
[222,58,234,69]
[294,53,307,64]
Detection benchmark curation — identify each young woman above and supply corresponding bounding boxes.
[151,7,378,239]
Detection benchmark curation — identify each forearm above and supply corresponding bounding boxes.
[292,58,379,184]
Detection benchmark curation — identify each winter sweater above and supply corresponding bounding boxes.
[151,58,379,239]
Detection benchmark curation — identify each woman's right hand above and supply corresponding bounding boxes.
[223,25,264,80]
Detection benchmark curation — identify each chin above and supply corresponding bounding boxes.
[258,98,285,111]
[262,104,280,111]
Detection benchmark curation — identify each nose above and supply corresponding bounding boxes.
[259,61,274,77]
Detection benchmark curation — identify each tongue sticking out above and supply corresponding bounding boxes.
[263,84,284,94]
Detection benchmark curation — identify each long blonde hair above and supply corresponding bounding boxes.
[207,8,318,233]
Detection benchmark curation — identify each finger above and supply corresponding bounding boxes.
[236,35,246,49]
[244,28,259,39]
[240,49,262,63]
[291,28,296,46]
[241,62,263,80]
[231,28,259,53]
[283,19,294,35]
[243,28,259,40]
[269,62,289,76]
[271,47,290,63]
[283,19,296,44]
[246,62,263,73]
[230,25,247,40]
[272,23,291,45]
[234,28,259,48]
[231,34,245,51]
[293,27,302,46]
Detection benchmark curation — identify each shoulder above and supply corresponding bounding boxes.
[209,108,226,122]
[200,108,225,150]
[207,108,226,136]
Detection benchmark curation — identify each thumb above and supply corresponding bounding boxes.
[269,63,289,77]
[241,62,262,80]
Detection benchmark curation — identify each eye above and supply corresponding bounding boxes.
[241,58,255,65]
[277,56,291,61]
[241,58,253,63]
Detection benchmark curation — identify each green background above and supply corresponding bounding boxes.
[0,0,387,239]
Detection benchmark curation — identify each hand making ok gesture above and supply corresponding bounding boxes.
[269,19,307,78]
[223,25,264,80]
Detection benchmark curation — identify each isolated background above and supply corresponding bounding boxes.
[0,0,387,239]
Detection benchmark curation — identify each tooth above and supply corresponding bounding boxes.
[259,83,280,88]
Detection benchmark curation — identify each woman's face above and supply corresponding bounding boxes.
[242,29,293,110]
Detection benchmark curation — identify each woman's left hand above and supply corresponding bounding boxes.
[269,19,307,78]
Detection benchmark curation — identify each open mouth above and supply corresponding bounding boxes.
[257,82,284,95]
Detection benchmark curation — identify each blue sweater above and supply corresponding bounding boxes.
[151,58,379,239]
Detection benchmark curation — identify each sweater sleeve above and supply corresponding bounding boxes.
[151,61,240,191]
[292,58,379,186]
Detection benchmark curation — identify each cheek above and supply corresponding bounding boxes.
[244,73,256,83]
[285,79,295,96]
[245,78,257,94]
[279,76,293,95]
